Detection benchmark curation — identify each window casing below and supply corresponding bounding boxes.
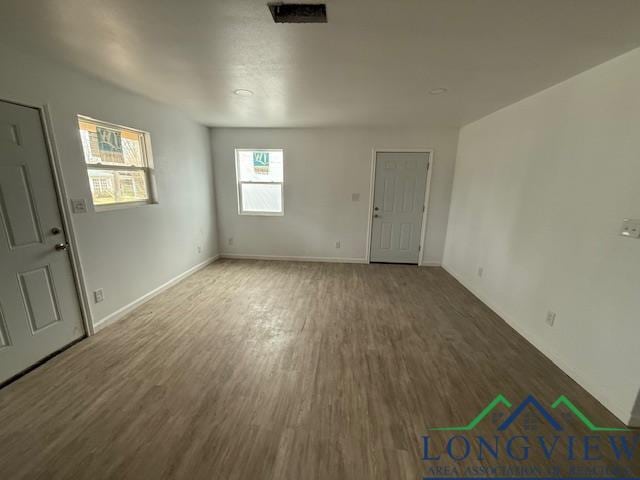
[78,116,156,208]
[235,149,284,215]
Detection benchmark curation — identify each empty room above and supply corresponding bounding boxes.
[0,1,639,479]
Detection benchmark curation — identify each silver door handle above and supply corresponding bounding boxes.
[54,243,69,251]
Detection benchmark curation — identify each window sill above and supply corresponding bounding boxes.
[94,200,157,213]
[238,211,284,217]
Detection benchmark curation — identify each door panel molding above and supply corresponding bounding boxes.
[18,265,62,333]
[0,164,44,248]
[0,303,10,348]
[366,149,434,265]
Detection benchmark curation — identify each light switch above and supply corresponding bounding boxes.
[71,198,88,214]
[620,219,640,238]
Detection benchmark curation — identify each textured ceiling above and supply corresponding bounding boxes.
[1,0,640,127]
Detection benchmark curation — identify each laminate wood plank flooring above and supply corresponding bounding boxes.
[0,260,636,479]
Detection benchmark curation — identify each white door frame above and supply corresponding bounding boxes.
[1,97,93,336]
[366,149,434,265]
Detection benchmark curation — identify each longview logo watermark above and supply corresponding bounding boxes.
[421,394,639,479]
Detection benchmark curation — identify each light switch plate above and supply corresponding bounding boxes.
[620,219,640,238]
[94,289,104,303]
[71,198,88,214]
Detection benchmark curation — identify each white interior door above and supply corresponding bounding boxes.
[370,151,429,264]
[0,100,85,384]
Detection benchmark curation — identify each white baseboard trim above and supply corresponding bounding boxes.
[93,255,219,333]
[219,253,368,264]
[420,261,442,267]
[441,262,633,426]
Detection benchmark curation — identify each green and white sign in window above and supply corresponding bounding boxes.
[252,151,270,175]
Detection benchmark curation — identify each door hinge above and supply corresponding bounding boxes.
[422,205,425,212]
[418,245,421,251]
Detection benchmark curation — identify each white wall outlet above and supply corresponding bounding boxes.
[351,193,360,202]
[228,237,234,246]
[546,311,556,327]
[620,219,640,238]
[94,289,104,303]
[71,198,88,214]
[335,241,341,249]
[477,267,484,277]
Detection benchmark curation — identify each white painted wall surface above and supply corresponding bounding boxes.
[443,48,640,424]
[210,127,458,265]
[0,44,218,329]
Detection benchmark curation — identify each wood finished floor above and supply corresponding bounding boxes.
[0,259,636,479]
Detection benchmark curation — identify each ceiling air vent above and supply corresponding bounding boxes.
[268,3,327,23]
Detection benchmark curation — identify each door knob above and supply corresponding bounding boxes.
[54,243,69,251]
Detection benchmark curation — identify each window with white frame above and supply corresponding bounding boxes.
[235,149,284,215]
[78,116,155,207]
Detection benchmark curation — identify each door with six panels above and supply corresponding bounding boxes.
[370,151,429,264]
[0,100,85,384]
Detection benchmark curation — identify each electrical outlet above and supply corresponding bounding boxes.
[94,289,104,304]
[620,219,640,238]
[228,237,234,246]
[335,241,341,249]
[197,245,202,254]
[477,267,484,278]
[546,311,556,327]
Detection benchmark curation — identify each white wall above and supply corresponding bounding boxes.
[211,127,458,265]
[443,47,640,425]
[0,44,218,330]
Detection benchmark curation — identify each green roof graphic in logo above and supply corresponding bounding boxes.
[551,395,628,432]
[430,394,512,431]
[429,394,629,432]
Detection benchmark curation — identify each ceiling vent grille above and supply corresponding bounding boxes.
[268,3,327,23]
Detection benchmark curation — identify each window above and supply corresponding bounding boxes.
[78,116,155,207]
[235,149,284,215]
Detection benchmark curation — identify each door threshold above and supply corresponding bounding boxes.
[0,335,86,390]
[370,261,419,266]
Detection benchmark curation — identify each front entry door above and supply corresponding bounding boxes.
[370,151,429,264]
[0,100,85,384]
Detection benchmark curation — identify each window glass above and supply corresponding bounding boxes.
[241,183,282,213]
[78,117,154,207]
[237,150,283,182]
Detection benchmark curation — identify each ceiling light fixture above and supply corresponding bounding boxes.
[429,88,448,95]
[234,89,254,97]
